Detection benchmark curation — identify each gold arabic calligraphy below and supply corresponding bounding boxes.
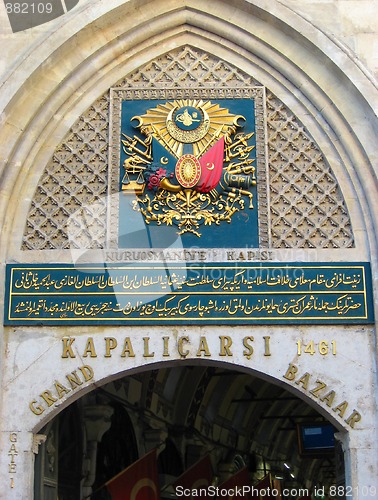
[13,294,362,319]
[9,266,368,321]
[13,269,363,293]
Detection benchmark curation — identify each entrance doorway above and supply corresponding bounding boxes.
[34,363,345,499]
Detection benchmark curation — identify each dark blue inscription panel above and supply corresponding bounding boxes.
[4,263,374,325]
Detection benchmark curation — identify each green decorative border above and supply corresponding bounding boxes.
[4,262,374,325]
[108,87,269,248]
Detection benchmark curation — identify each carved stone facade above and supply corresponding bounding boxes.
[21,47,354,251]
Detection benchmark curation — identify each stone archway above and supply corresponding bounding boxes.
[2,324,375,497]
[33,360,350,499]
[1,2,376,254]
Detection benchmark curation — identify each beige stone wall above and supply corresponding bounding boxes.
[283,0,378,79]
[0,0,377,260]
[0,1,377,77]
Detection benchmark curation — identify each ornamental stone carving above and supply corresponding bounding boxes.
[21,46,354,251]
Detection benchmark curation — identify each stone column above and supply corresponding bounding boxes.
[0,430,35,499]
[81,405,114,499]
[337,429,378,499]
[143,427,168,455]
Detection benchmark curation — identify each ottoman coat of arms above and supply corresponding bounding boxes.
[120,98,257,238]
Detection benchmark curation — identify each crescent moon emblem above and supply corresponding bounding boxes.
[130,115,143,128]
[130,478,158,500]
[161,157,169,165]
[206,162,215,170]
[234,115,246,128]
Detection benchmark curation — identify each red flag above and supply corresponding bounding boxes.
[173,454,213,497]
[251,474,275,499]
[272,479,282,499]
[197,137,224,192]
[106,449,159,500]
[219,467,251,498]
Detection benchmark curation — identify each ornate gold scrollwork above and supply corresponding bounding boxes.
[121,99,257,236]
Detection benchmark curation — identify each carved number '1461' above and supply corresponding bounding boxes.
[296,340,336,356]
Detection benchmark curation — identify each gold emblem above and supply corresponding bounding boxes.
[175,154,202,188]
[121,99,256,236]
[166,104,210,143]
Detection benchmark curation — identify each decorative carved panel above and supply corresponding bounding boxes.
[266,93,354,248]
[21,46,354,250]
